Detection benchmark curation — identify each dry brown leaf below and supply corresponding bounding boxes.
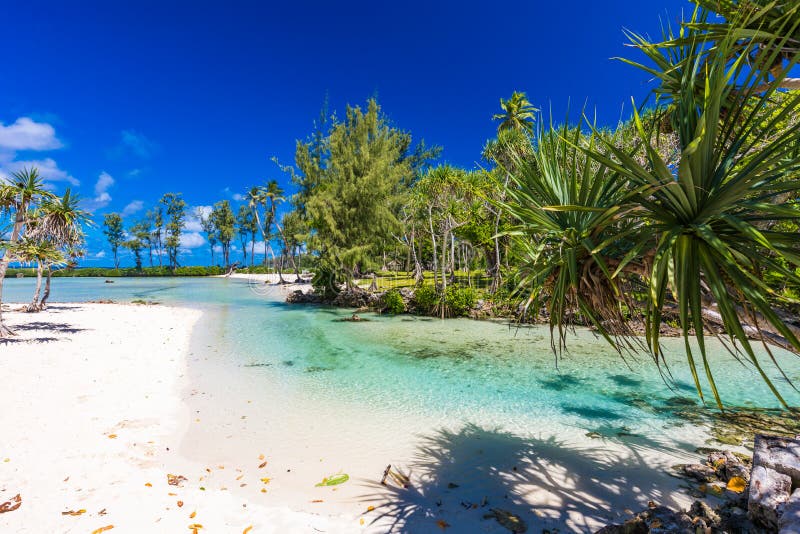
[311,499,323,503]
[61,509,86,516]
[167,474,188,487]
[258,461,267,468]
[258,454,264,460]
[177,500,184,507]
[436,519,450,530]
[0,494,21,514]
[144,483,152,487]
[188,524,203,534]
[235,474,244,481]
[260,488,267,493]
[107,434,117,439]
[243,526,253,534]
[189,511,196,519]
[91,526,114,534]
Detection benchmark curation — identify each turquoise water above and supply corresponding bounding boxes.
[4,276,799,436]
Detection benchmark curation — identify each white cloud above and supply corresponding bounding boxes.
[94,251,106,258]
[0,156,79,186]
[111,130,157,159]
[122,200,144,217]
[185,205,212,232]
[95,171,114,196]
[180,232,206,249]
[232,193,244,201]
[0,117,62,151]
[81,171,115,212]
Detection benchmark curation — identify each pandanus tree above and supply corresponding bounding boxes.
[503,11,800,407]
[30,189,90,309]
[11,237,64,312]
[0,168,55,335]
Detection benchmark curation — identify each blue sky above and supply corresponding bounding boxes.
[1,0,688,266]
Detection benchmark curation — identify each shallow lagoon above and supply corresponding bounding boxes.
[5,276,798,530]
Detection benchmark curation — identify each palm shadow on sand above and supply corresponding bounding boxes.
[360,423,701,533]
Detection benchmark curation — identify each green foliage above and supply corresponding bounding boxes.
[211,200,236,266]
[160,193,186,269]
[302,98,418,284]
[381,290,405,314]
[102,213,125,269]
[443,286,476,317]
[412,284,439,314]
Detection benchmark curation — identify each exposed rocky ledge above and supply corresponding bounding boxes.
[596,434,800,533]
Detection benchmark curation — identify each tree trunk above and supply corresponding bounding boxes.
[250,234,256,267]
[39,265,52,309]
[428,207,438,288]
[410,229,423,283]
[0,209,27,336]
[148,245,153,268]
[274,221,300,280]
[28,262,44,312]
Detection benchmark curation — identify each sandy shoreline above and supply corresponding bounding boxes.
[214,272,313,294]
[0,300,708,533]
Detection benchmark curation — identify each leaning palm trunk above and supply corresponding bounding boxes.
[0,211,27,336]
[39,265,52,309]
[27,262,44,312]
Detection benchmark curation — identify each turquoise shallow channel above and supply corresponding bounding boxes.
[5,276,799,435]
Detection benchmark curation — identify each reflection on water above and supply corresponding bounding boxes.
[5,276,799,438]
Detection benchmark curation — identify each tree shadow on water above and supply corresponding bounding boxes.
[360,423,696,533]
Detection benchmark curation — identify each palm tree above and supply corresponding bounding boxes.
[504,15,800,407]
[492,91,537,135]
[11,237,64,312]
[30,189,90,310]
[246,185,267,266]
[0,167,54,335]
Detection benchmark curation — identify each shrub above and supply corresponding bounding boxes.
[444,286,476,317]
[382,290,405,314]
[412,284,439,313]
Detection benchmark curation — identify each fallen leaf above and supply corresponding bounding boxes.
[189,511,196,519]
[3,458,9,463]
[360,518,365,525]
[367,505,375,512]
[258,454,265,460]
[236,474,244,481]
[727,476,747,493]
[217,465,225,470]
[258,461,267,468]
[62,509,87,516]
[199,487,205,491]
[91,526,114,534]
[168,492,177,496]
[437,519,450,529]
[98,508,107,516]
[243,526,253,534]
[108,434,117,439]
[260,477,271,484]
[144,483,152,487]
[168,474,188,487]
[311,499,323,503]
[315,473,349,487]
[188,524,203,534]
[177,501,184,507]
[0,494,21,514]
[260,488,267,493]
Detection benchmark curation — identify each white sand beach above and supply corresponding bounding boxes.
[215,273,314,294]
[0,303,357,533]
